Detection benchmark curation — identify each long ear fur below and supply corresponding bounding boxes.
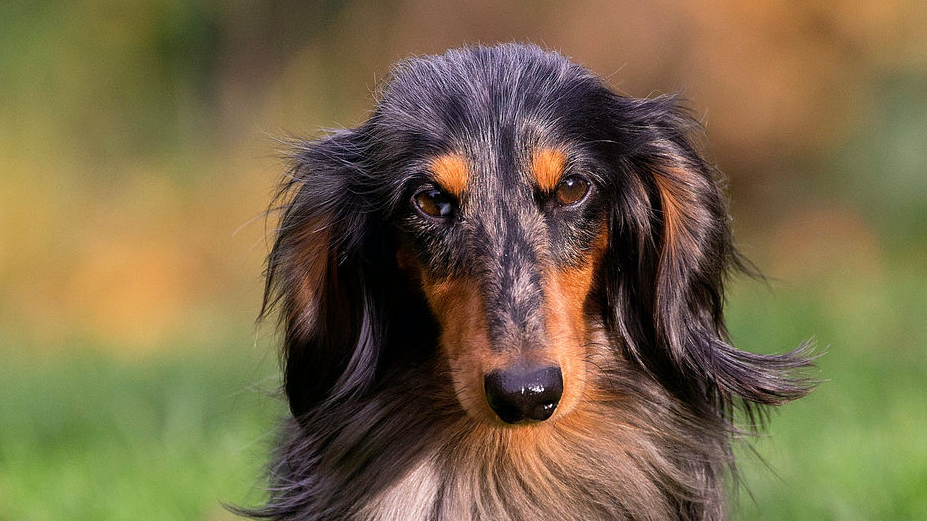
[602,94,814,420]
[262,128,389,419]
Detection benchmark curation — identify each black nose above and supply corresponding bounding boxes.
[484,366,563,424]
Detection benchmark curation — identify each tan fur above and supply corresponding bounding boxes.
[532,147,567,192]
[430,154,469,196]
[653,167,701,257]
[287,220,332,332]
[420,275,503,423]
[541,224,609,419]
[347,326,717,521]
[419,223,611,428]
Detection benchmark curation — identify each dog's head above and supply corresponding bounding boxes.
[265,44,810,425]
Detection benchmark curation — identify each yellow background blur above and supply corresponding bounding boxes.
[1,1,925,519]
[2,0,924,352]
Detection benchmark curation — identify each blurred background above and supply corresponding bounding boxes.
[1,0,925,519]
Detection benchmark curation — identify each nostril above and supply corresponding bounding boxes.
[484,366,563,424]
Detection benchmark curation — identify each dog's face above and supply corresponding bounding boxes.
[395,144,609,424]
[266,44,810,427]
[351,49,618,425]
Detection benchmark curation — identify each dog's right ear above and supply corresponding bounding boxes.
[262,128,386,419]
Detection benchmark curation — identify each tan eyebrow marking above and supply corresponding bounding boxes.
[532,147,567,192]
[429,154,469,196]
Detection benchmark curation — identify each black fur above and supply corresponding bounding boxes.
[241,44,813,521]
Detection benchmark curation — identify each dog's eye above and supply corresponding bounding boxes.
[413,188,456,219]
[554,175,589,206]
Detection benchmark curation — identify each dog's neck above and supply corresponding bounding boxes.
[352,409,725,521]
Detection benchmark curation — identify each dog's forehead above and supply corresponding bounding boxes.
[375,46,600,196]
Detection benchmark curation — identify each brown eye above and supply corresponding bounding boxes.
[554,175,589,206]
[413,188,456,218]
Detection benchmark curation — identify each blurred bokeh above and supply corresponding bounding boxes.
[1,1,925,519]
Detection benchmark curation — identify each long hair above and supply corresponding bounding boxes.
[242,44,814,521]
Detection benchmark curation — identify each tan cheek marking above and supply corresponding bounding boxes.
[429,154,469,196]
[417,223,609,426]
[543,224,609,418]
[420,276,505,422]
[532,147,567,192]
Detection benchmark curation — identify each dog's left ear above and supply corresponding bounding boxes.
[261,127,394,420]
[601,94,813,410]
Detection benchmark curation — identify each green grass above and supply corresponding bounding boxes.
[0,338,284,521]
[1,261,925,520]
[727,260,927,519]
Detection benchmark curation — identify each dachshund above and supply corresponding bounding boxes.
[244,44,813,521]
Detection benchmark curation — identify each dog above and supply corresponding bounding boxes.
[245,44,813,520]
